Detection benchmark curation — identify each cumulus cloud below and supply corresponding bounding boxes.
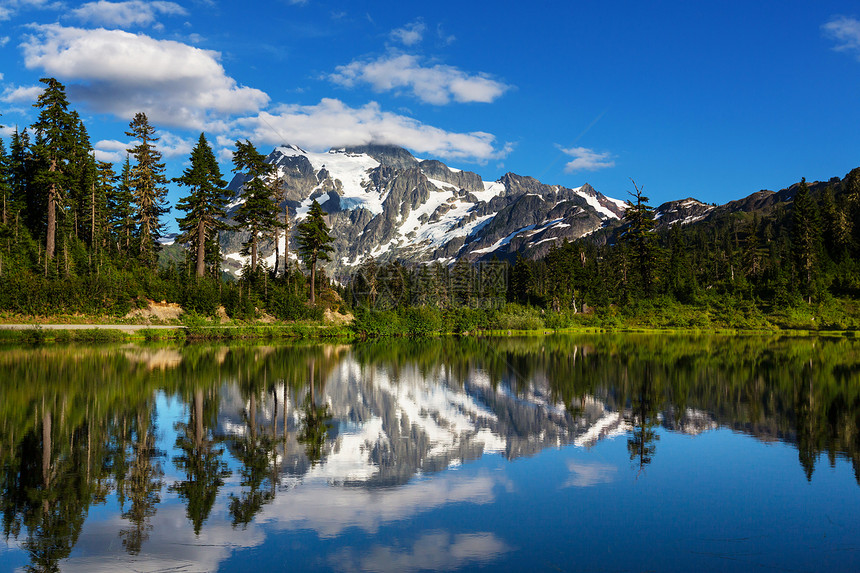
[561,146,615,173]
[20,24,270,130]
[1,84,44,103]
[390,20,425,46]
[823,16,860,59]
[0,8,10,21]
[0,36,10,46]
[563,460,618,488]
[329,531,511,573]
[70,1,187,28]
[93,138,130,163]
[330,53,509,105]
[156,130,194,158]
[234,98,511,163]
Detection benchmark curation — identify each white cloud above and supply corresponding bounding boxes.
[563,460,617,488]
[20,24,270,130]
[329,531,511,573]
[70,1,187,28]
[330,53,509,105]
[823,16,860,59]
[93,138,130,163]
[0,36,10,46]
[156,130,194,158]
[1,84,44,103]
[235,98,511,164]
[0,0,62,19]
[561,146,615,173]
[390,20,425,46]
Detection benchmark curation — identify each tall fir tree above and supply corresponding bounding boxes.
[126,112,169,269]
[622,180,659,297]
[90,160,115,262]
[231,140,277,273]
[295,199,334,305]
[791,178,821,303]
[108,156,136,257]
[0,136,10,228]
[174,133,228,278]
[9,128,32,235]
[32,78,74,272]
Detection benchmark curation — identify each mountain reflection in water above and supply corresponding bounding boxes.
[1,334,859,572]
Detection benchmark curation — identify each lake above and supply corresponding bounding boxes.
[1,334,859,572]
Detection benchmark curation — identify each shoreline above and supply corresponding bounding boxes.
[0,321,855,345]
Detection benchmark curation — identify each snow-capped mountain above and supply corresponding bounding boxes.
[220,144,627,277]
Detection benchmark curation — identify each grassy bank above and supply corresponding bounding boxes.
[0,323,353,344]
[1,297,858,345]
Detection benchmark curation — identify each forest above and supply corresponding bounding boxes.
[2,78,860,334]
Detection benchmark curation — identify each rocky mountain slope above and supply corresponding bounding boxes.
[220,143,843,278]
[220,144,627,277]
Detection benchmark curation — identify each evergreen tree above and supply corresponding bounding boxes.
[791,178,821,303]
[621,180,659,297]
[295,199,334,305]
[108,156,136,257]
[90,160,115,263]
[126,112,169,269]
[231,140,277,272]
[32,78,74,271]
[9,128,32,237]
[66,112,97,244]
[0,137,10,227]
[174,134,228,278]
[510,254,533,305]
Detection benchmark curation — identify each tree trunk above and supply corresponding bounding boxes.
[46,185,56,263]
[273,226,279,277]
[310,253,317,305]
[91,179,96,246]
[284,205,290,271]
[196,221,206,278]
[251,232,257,271]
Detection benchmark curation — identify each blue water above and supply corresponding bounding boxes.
[1,336,859,571]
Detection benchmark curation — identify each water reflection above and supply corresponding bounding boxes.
[0,335,859,571]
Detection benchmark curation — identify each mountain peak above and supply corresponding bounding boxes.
[342,144,418,169]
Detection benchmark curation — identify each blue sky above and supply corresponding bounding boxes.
[2,0,860,230]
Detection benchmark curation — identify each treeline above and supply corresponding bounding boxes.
[0,78,336,319]
[348,175,860,333]
[2,78,859,328]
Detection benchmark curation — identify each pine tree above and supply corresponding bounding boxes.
[108,156,136,257]
[791,177,821,303]
[32,78,74,271]
[622,180,659,297]
[90,160,115,264]
[67,112,97,243]
[0,137,10,228]
[791,178,821,303]
[232,140,277,273]
[9,128,32,236]
[174,133,228,278]
[126,112,169,269]
[295,199,334,305]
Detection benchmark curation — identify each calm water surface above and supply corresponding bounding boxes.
[1,335,859,572]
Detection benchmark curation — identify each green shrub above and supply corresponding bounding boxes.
[403,306,442,335]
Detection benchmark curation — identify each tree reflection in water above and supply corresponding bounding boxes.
[0,335,859,571]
